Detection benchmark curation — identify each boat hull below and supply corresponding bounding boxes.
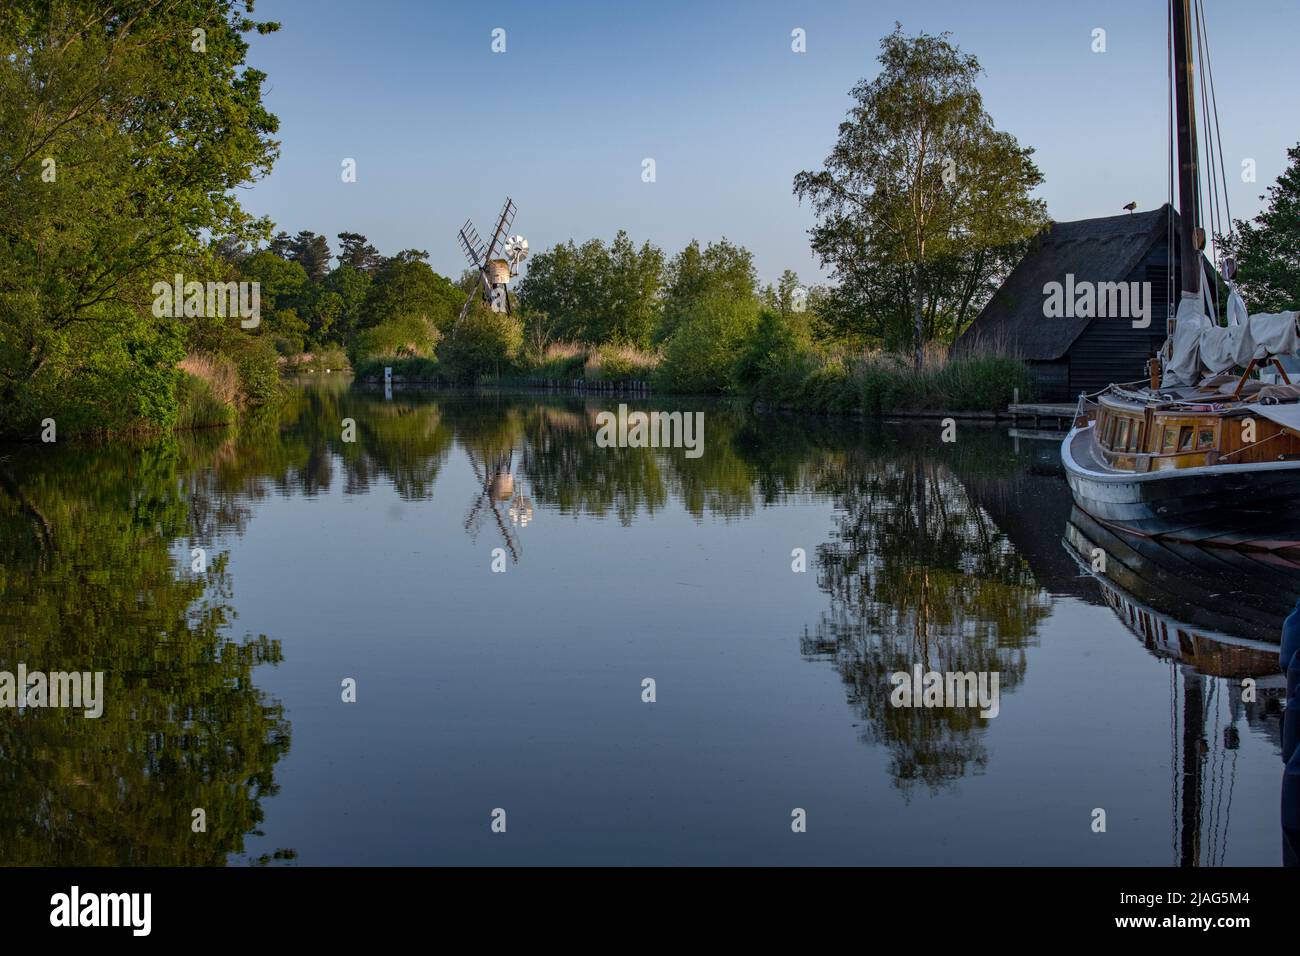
[1061,424,1300,549]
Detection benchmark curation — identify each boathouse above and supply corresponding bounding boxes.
[951,205,1217,402]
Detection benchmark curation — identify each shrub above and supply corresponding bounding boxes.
[232,335,281,407]
[519,342,588,381]
[853,351,1037,413]
[730,307,814,395]
[931,353,1037,410]
[0,301,185,438]
[437,303,524,384]
[281,347,350,374]
[350,313,441,364]
[656,293,759,393]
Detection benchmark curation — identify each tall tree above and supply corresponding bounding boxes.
[658,238,756,343]
[321,265,373,343]
[1222,142,1300,312]
[517,233,664,347]
[336,232,383,274]
[361,257,464,335]
[0,0,281,432]
[793,27,1046,367]
[288,230,331,282]
[268,230,294,259]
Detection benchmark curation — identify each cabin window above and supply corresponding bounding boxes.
[1130,422,1143,452]
[1161,426,1178,452]
[1178,426,1194,451]
[1196,427,1215,449]
[1116,419,1130,450]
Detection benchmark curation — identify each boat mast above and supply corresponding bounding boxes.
[1171,0,1203,299]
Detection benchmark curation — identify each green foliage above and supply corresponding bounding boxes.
[1,300,187,437]
[268,307,308,355]
[239,251,310,353]
[350,314,441,362]
[320,264,373,343]
[361,257,464,338]
[855,352,1036,413]
[793,26,1047,360]
[517,231,664,347]
[352,356,444,383]
[241,250,308,305]
[232,336,282,407]
[521,343,589,381]
[174,371,235,429]
[1223,142,1300,312]
[928,353,1037,411]
[336,232,384,274]
[282,346,350,374]
[0,0,281,436]
[583,344,659,382]
[658,238,757,343]
[438,303,524,384]
[731,306,810,393]
[287,230,331,282]
[657,293,759,393]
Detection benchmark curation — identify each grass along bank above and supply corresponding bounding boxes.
[351,332,1033,416]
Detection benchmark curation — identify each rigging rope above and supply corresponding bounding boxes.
[1194,0,1222,319]
[1197,0,1235,241]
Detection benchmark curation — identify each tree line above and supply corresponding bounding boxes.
[5,5,1298,438]
[218,230,465,358]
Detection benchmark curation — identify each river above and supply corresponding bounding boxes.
[0,376,1291,865]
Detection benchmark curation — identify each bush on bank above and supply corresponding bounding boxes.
[729,307,1035,413]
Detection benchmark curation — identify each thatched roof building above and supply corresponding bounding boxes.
[953,204,1214,401]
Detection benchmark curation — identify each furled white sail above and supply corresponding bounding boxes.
[1163,293,1212,386]
[1162,291,1300,386]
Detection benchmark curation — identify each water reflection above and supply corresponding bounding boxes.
[1,380,1296,865]
[803,443,1048,794]
[0,440,290,865]
[1064,506,1292,866]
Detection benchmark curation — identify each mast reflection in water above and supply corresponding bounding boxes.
[1064,506,1294,866]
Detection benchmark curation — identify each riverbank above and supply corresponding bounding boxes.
[349,347,1035,418]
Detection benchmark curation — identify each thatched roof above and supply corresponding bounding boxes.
[953,205,1174,361]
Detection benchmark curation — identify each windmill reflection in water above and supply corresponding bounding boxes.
[464,445,532,563]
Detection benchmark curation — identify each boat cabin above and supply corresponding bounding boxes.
[1092,388,1300,472]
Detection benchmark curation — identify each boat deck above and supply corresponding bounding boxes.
[1066,425,1122,475]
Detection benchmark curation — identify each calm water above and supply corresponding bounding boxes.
[0,377,1292,866]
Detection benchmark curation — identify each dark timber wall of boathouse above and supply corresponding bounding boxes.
[1064,246,1173,397]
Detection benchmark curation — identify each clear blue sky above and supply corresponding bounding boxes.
[242,0,1300,285]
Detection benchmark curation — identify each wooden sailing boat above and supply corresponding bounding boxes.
[1062,0,1300,549]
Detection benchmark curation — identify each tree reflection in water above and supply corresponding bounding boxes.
[0,439,290,865]
[804,442,1049,795]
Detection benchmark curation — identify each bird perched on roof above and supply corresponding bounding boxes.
[1123,201,1137,213]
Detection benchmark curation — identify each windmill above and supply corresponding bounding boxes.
[456,198,527,322]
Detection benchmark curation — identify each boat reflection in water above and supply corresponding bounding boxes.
[1063,506,1297,866]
